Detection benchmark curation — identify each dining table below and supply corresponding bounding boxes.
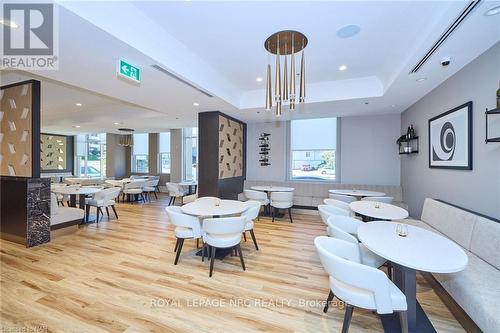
[350,201,409,221]
[329,189,386,198]
[358,222,468,333]
[179,181,198,195]
[52,186,102,223]
[250,185,294,217]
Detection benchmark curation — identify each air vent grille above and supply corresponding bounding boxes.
[151,64,214,98]
[410,0,482,73]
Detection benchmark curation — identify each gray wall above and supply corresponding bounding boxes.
[106,133,127,179]
[246,113,401,186]
[169,129,183,182]
[401,42,500,219]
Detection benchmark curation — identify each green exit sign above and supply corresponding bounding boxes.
[118,59,141,83]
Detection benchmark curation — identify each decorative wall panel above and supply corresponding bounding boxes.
[0,83,33,177]
[41,134,67,170]
[26,178,50,247]
[218,115,243,179]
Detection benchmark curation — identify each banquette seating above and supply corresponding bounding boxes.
[401,198,499,333]
[50,193,84,237]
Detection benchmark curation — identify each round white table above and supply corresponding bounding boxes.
[329,189,386,197]
[52,187,102,222]
[181,199,248,217]
[179,181,198,195]
[251,185,295,192]
[350,201,408,220]
[358,222,468,333]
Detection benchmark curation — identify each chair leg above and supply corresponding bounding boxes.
[196,238,199,248]
[111,205,118,218]
[243,232,247,242]
[323,290,334,313]
[174,238,180,252]
[237,244,246,271]
[399,311,408,333]
[341,305,354,333]
[98,207,104,222]
[154,192,158,199]
[105,207,110,217]
[85,204,90,223]
[96,207,100,223]
[202,243,206,262]
[272,207,275,222]
[387,262,393,280]
[174,238,184,265]
[249,229,259,250]
[140,193,146,203]
[172,197,176,206]
[288,207,293,223]
[209,246,216,277]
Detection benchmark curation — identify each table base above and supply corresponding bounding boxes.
[380,301,436,333]
[195,248,233,260]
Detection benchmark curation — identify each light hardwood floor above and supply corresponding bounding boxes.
[1,194,465,333]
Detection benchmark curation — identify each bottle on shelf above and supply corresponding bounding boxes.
[406,126,411,139]
[496,84,500,109]
[410,125,415,138]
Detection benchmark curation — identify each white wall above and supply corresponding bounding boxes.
[401,42,500,219]
[246,113,401,186]
[340,114,401,185]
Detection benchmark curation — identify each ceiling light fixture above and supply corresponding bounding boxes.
[73,125,81,128]
[416,77,427,82]
[0,19,18,28]
[264,30,308,116]
[75,103,82,107]
[114,122,121,125]
[193,102,199,106]
[256,77,263,82]
[336,25,361,39]
[485,5,500,16]
[339,65,347,71]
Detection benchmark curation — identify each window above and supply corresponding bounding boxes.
[290,117,338,181]
[159,132,171,174]
[132,133,149,173]
[182,127,198,181]
[76,133,106,177]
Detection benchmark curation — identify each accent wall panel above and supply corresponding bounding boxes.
[218,115,243,179]
[0,83,33,177]
[40,133,74,173]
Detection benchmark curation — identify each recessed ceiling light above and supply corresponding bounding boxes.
[336,25,361,39]
[0,19,18,28]
[416,77,427,82]
[339,65,347,71]
[391,104,396,108]
[193,102,199,106]
[73,125,81,128]
[256,77,263,82]
[114,122,121,125]
[485,5,500,16]
[75,103,82,107]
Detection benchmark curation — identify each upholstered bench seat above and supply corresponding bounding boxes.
[50,193,84,238]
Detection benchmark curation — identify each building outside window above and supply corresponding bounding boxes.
[182,127,198,181]
[290,117,338,181]
[159,132,171,174]
[132,133,149,173]
[75,133,106,177]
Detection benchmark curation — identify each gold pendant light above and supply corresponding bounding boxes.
[264,30,307,116]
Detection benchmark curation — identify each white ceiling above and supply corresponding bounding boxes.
[2,0,500,133]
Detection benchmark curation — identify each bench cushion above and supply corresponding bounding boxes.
[470,216,500,270]
[51,207,84,226]
[421,199,476,250]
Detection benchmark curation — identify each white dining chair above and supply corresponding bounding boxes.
[314,236,408,333]
[123,181,146,203]
[328,193,357,203]
[165,206,202,265]
[318,205,350,228]
[361,196,394,204]
[243,189,269,215]
[270,191,294,223]
[323,199,355,217]
[86,187,121,222]
[240,200,261,250]
[166,182,188,206]
[142,179,160,202]
[202,216,247,277]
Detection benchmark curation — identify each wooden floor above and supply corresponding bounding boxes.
[1,194,465,333]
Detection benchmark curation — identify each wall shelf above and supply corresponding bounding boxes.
[485,108,500,143]
[397,136,419,155]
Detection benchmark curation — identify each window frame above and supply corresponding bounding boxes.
[286,118,341,183]
[158,132,171,175]
[182,127,198,182]
[131,133,149,174]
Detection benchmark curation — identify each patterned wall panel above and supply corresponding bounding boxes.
[41,134,67,170]
[0,83,33,177]
[218,115,243,179]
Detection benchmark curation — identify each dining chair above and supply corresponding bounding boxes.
[202,216,247,277]
[166,182,188,206]
[240,200,261,250]
[328,193,358,203]
[314,236,408,333]
[270,191,294,223]
[361,196,394,204]
[123,181,146,203]
[165,206,202,265]
[142,179,160,202]
[86,187,121,222]
[323,199,355,217]
[243,189,269,215]
[318,205,350,228]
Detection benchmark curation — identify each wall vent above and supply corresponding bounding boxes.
[409,0,482,74]
[151,64,214,98]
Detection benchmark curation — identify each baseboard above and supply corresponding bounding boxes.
[421,272,482,333]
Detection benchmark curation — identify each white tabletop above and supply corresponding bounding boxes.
[181,199,248,216]
[350,201,409,220]
[251,185,295,192]
[329,189,386,197]
[179,181,198,186]
[358,222,468,273]
[52,187,102,195]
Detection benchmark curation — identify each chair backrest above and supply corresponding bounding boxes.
[125,181,145,190]
[328,215,363,237]
[195,196,220,204]
[202,216,246,236]
[143,179,157,187]
[324,199,353,213]
[165,206,201,236]
[361,196,394,204]
[50,193,58,215]
[314,236,396,314]
[166,182,181,195]
[327,217,359,245]
[93,187,121,201]
[318,204,350,225]
[329,194,357,203]
[270,191,293,203]
[244,189,267,201]
[241,200,261,222]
